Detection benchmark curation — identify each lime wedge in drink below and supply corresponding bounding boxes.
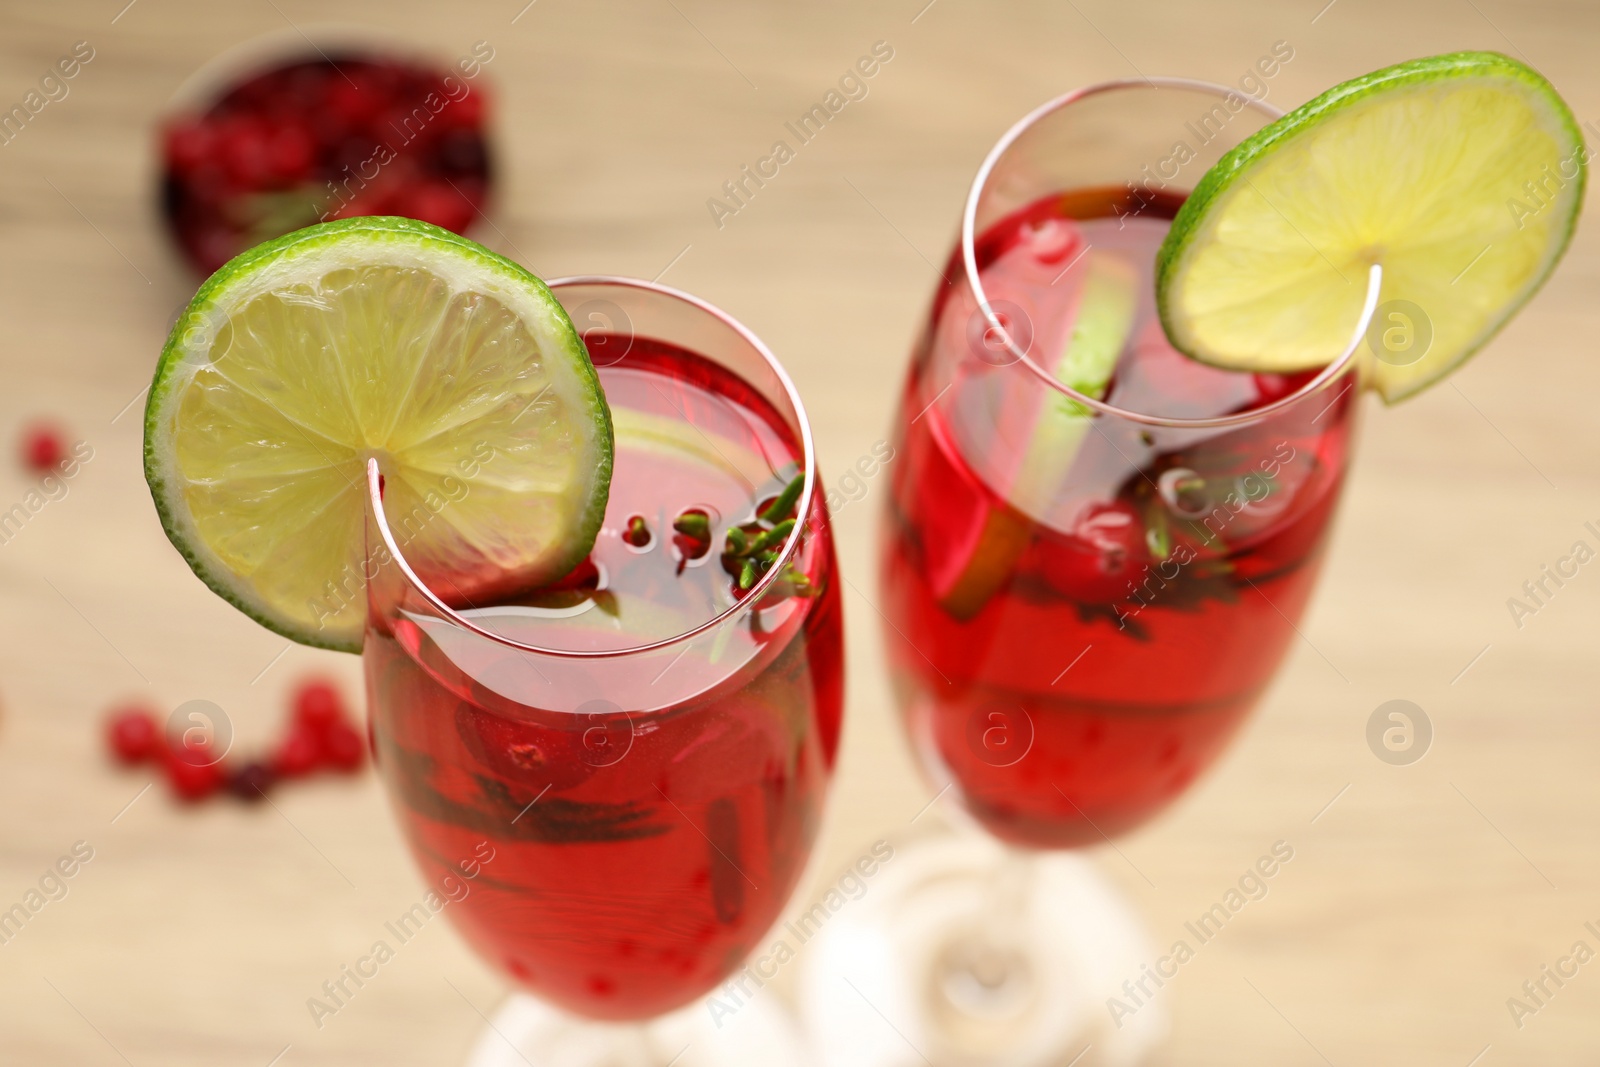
[1157,51,1585,401]
[934,253,1138,618]
[1010,254,1137,513]
[144,217,613,652]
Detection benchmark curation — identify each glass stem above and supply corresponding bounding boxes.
[968,845,1035,988]
[984,846,1035,944]
[929,844,1039,1032]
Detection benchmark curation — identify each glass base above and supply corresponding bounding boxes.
[465,990,812,1067]
[796,832,1167,1067]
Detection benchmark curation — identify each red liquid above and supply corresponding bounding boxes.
[366,337,842,1019]
[882,191,1357,848]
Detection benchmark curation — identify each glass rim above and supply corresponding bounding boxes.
[366,274,819,660]
[961,76,1380,429]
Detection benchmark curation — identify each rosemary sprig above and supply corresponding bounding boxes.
[722,470,816,599]
[759,473,804,524]
[745,518,794,556]
[672,510,710,541]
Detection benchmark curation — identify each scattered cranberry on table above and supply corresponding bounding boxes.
[160,53,495,275]
[321,721,366,773]
[226,760,279,802]
[292,679,344,732]
[20,423,68,473]
[164,739,225,803]
[273,726,323,779]
[106,707,160,764]
[103,677,364,804]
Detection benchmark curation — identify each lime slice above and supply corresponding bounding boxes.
[144,217,613,652]
[1010,254,1137,513]
[935,252,1138,618]
[1157,51,1585,401]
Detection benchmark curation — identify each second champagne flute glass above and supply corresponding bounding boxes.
[363,278,844,1065]
[804,79,1379,1066]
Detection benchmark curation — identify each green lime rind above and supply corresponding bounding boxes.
[143,216,613,653]
[1155,51,1586,402]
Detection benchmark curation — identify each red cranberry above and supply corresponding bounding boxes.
[163,741,224,801]
[266,124,315,183]
[292,679,345,733]
[400,182,474,231]
[274,727,323,778]
[163,120,216,175]
[455,704,595,791]
[439,87,485,130]
[227,760,278,802]
[326,78,383,128]
[1043,500,1152,605]
[20,424,66,472]
[322,721,366,773]
[106,707,159,764]
[220,117,274,187]
[274,63,330,117]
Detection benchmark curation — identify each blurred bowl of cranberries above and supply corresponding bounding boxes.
[159,34,495,275]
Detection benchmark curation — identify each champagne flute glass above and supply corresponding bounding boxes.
[363,277,844,1066]
[802,79,1379,1066]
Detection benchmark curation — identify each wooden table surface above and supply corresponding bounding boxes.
[2,0,1598,1063]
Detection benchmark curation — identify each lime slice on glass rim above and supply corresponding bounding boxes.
[144,216,613,653]
[1157,51,1585,401]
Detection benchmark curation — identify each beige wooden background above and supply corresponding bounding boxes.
[1,0,1598,1063]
